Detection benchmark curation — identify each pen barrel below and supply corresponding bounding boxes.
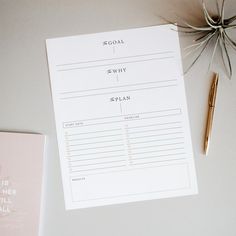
[204,106,215,155]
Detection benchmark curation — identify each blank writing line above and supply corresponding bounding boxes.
[58,56,174,72]
[131,157,186,166]
[68,149,125,157]
[66,128,121,136]
[71,159,126,168]
[128,131,183,140]
[68,139,123,147]
[130,142,184,150]
[126,121,181,129]
[131,147,184,155]
[130,137,184,145]
[60,79,177,95]
[56,51,174,67]
[68,133,122,141]
[69,144,124,152]
[71,165,126,173]
[69,154,125,163]
[61,84,178,100]
[127,126,182,134]
[132,152,186,160]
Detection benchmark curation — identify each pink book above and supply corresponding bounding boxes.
[0,132,45,236]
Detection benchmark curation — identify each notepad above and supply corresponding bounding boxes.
[0,132,45,236]
[46,24,198,210]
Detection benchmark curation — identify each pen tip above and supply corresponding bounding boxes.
[204,141,208,156]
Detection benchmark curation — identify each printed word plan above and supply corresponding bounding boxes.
[46,24,198,210]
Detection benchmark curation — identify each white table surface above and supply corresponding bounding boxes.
[0,0,236,235]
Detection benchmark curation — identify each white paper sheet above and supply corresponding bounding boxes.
[46,24,198,210]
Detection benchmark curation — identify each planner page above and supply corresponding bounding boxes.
[46,24,198,210]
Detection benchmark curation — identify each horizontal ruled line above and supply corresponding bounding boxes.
[68,133,122,141]
[60,84,178,100]
[126,121,181,129]
[70,159,126,168]
[68,154,126,163]
[70,165,126,173]
[129,142,184,150]
[68,139,123,147]
[131,147,184,155]
[128,131,184,140]
[68,149,125,157]
[56,51,174,67]
[60,79,177,95]
[131,157,186,165]
[66,128,121,136]
[69,144,124,152]
[132,147,185,155]
[58,56,174,72]
[132,152,186,160]
[130,137,184,145]
[127,126,182,135]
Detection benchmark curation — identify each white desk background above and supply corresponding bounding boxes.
[0,0,236,235]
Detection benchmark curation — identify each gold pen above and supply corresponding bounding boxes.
[204,73,219,155]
